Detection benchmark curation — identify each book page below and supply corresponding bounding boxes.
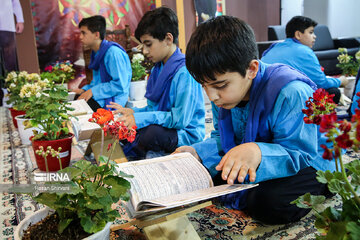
[131,184,258,218]
[68,99,93,116]
[140,184,258,210]
[116,153,213,211]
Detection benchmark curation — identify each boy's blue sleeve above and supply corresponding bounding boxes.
[90,47,131,101]
[192,102,222,169]
[133,68,201,130]
[298,49,341,89]
[254,81,317,183]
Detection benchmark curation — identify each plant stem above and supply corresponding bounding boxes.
[99,129,104,162]
[96,140,117,189]
[58,156,63,170]
[44,155,49,173]
[338,154,360,205]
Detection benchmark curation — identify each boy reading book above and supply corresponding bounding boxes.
[261,16,348,104]
[175,16,334,224]
[107,7,205,159]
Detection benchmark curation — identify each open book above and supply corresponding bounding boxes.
[117,152,258,218]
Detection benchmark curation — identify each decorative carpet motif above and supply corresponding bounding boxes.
[1,106,358,239]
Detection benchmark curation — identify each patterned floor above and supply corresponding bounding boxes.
[1,106,356,240]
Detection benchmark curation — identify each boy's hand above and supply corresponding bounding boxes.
[173,146,201,162]
[117,114,136,128]
[107,102,134,116]
[216,142,261,184]
[78,89,92,101]
[71,89,85,95]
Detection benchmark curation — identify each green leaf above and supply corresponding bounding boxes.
[33,192,58,209]
[73,159,92,171]
[58,218,73,234]
[103,175,131,198]
[316,170,335,184]
[346,221,360,240]
[80,216,97,234]
[291,192,326,209]
[326,221,348,239]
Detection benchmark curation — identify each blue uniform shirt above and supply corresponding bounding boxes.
[133,65,205,146]
[82,45,131,107]
[261,38,341,89]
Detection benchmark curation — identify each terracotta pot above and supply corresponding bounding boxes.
[31,133,74,171]
[9,108,26,128]
[14,207,112,240]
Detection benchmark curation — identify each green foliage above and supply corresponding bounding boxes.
[336,48,360,76]
[32,158,132,234]
[24,83,74,140]
[131,53,147,81]
[292,159,360,240]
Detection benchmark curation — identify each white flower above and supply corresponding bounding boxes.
[355,50,360,61]
[132,53,144,63]
[36,92,42,98]
[9,83,16,88]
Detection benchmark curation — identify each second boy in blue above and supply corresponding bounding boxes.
[108,7,205,159]
[261,16,348,104]
[175,16,334,224]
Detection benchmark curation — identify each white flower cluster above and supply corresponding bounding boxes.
[338,53,351,64]
[5,71,18,82]
[19,83,43,98]
[132,53,145,64]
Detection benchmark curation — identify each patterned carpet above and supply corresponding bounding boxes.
[1,106,356,240]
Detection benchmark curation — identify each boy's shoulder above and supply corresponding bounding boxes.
[278,81,313,101]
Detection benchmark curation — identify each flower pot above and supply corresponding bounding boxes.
[15,115,41,145]
[344,76,356,99]
[129,80,147,101]
[14,207,112,240]
[31,133,74,171]
[9,108,26,128]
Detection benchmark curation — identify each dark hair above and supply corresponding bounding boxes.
[186,15,258,83]
[79,15,106,40]
[285,16,317,38]
[135,7,179,44]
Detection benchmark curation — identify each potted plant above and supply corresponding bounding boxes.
[41,60,75,88]
[4,71,40,128]
[25,82,75,171]
[15,109,137,239]
[292,88,360,239]
[337,48,360,97]
[130,53,148,101]
[15,76,51,145]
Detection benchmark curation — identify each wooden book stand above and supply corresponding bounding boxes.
[111,201,212,240]
[84,129,127,165]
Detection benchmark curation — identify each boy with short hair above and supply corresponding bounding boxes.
[261,16,347,104]
[108,7,205,159]
[71,15,131,111]
[175,15,334,224]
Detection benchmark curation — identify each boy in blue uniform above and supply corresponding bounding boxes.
[72,15,131,111]
[175,16,334,224]
[108,7,205,159]
[261,16,347,104]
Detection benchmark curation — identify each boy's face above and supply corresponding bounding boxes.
[79,26,99,49]
[202,60,259,109]
[296,26,316,48]
[140,34,173,64]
